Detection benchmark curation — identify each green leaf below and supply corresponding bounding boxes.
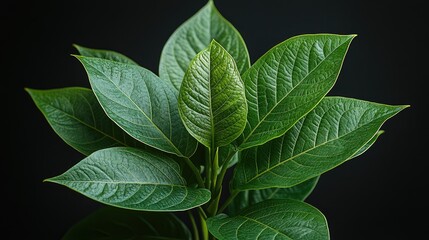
[63,207,191,240]
[219,144,239,169]
[228,177,319,215]
[228,129,384,214]
[208,199,329,240]
[74,44,138,65]
[76,56,198,157]
[237,34,356,150]
[178,40,247,148]
[159,1,250,90]
[26,87,143,156]
[46,147,211,211]
[352,130,384,158]
[233,97,408,191]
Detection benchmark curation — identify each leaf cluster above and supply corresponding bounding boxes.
[27,1,407,239]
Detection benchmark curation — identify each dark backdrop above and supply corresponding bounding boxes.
[4,0,424,239]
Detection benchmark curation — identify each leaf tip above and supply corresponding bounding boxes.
[24,87,33,94]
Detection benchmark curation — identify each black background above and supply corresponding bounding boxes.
[4,0,425,239]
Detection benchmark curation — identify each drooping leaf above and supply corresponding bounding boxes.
[74,44,138,65]
[76,56,198,157]
[159,1,250,90]
[46,147,211,211]
[26,87,143,156]
[62,207,191,240]
[208,199,329,240]
[178,40,247,148]
[233,97,408,190]
[237,34,356,150]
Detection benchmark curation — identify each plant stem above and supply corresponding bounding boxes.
[183,157,204,187]
[214,150,237,193]
[218,191,238,213]
[211,148,219,190]
[205,148,212,189]
[188,210,199,240]
[199,209,209,240]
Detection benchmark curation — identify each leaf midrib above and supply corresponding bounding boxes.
[241,38,351,147]
[88,61,183,156]
[240,215,293,239]
[50,179,188,188]
[242,111,390,187]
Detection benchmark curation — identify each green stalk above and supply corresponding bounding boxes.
[218,191,238,213]
[199,209,209,240]
[214,150,237,193]
[187,210,199,240]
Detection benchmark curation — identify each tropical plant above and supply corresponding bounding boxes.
[27,1,407,239]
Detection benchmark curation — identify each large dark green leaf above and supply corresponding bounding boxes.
[46,147,211,211]
[159,1,250,90]
[76,56,198,157]
[208,199,329,240]
[63,207,191,240]
[237,34,356,150]
[74,44,138,65]
[228,177,319,215]
[228,129,384,214]
[26,87,142,155]
[233,97,407,191]
[178,40,247,148]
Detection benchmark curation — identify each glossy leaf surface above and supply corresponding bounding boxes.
[233,97,407,190]
[237,34,355,150]
[26,87,142,155]
[77,56,198,157]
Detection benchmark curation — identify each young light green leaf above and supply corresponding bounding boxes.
[208,199,329,240]
[233,97,408,190]
[237,34,356,150]
[63,207,191,240]
[26,87,143,156]
[74,44,138,65]
[228,177,319,215]
[178,40,247,148]
[76,56,198,158]
[159,1,250,90]
[46,147,211,211]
